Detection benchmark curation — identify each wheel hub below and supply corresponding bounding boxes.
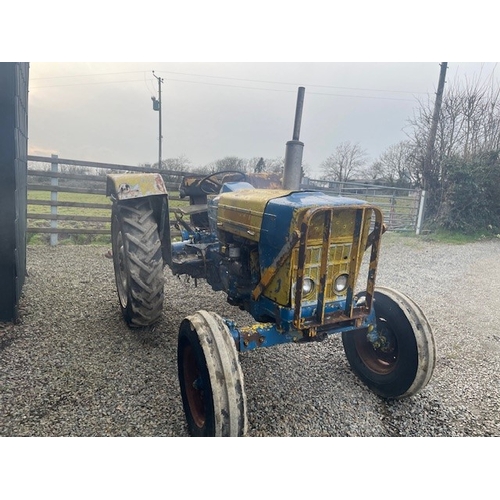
[356,320,398,375]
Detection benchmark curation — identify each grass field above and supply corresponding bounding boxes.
[28,191,112,216]
[27,190,188,245]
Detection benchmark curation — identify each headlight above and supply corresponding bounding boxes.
[302,277,315,296]
[334,274,349,294]
[293,277,315,299]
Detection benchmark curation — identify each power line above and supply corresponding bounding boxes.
[30,75,418,102]
[30,67,429,97]
[163,78,417,101]
[30,78,148,88]
[154,69,427,95]
[30,70,147,80]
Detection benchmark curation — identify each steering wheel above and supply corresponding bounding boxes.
[198,170,248,194]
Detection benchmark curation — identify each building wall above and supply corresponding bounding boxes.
[0,62,29,322]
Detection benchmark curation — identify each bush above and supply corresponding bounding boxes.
[437,151,500,233]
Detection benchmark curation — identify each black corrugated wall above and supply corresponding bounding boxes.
[0,62,29,322]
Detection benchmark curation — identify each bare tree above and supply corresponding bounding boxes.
[160,154,192,172]
[364,160,385,182]
[156,155,193,182]
[405,68,500,221]
[261,156,285,174]
[407,72,500,176]
[320,141,368,182]
[367,141,414,187]
[205,156,246,173]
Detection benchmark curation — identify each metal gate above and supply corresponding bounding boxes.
[301,178,423,232]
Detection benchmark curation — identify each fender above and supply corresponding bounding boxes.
[106,173,168,200]
[107,172,172,266]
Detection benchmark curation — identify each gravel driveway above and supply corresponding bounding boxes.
[1,233,499,437]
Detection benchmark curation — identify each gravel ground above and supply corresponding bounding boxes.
[1,233,499,437]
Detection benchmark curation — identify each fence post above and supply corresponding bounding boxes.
[50,154,58,246]
[389,190,397,229]
[416,189,426,235]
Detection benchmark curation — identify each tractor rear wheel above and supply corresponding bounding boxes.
[111,198,164,327]
[342,287,436,399]
[177,310,247,437]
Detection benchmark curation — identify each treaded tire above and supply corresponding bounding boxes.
[111,198,164,327]
[178,310,247,437]
[342,287,436,399]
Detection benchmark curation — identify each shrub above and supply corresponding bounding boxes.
[437,151,500,233]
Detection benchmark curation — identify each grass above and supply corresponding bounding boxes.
[27,191,112,216]
[27,191,111,245]
[420,228,500,244]
[27,190,188,245]
[383,226,500,245]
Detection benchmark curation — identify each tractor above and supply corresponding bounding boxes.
[106,88,436,437]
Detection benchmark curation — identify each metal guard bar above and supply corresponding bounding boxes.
[293,205,384,330]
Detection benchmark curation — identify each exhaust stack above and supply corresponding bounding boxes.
[282,86,305,190]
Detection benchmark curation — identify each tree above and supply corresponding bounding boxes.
[161,154,192,172]
[246,156,286,175]
[320,141,368,182]
[364,160,385,182]
[205,156,246,173]
[437,151,500,233]
[155,155,193,182]
[254,157,266,173]
[366,141,414,187]
[405,70,500,229]
[261,156,285,174]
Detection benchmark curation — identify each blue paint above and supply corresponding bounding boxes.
[171,187,376,353]
[225,305,377,353]
[259,191,367,268]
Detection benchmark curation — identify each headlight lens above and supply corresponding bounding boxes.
[293,277,315,299]
[334,274,349,294]
[302,277,315,296]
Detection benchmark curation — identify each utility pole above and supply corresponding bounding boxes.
[152,71,164,169]
[423,62,447,191]
[418,62,447,230]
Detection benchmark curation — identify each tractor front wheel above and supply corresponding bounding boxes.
[177,310,247,437]
[342,287,436,399]
[111,198,164,327]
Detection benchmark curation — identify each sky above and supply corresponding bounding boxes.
[11,2,497,179]
[27,61,499,178]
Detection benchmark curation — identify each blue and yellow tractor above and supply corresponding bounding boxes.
[106,89,436,437]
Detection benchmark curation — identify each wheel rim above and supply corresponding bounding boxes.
[354,318,398,375]
[115,230,129,309]
[182,344,206,428]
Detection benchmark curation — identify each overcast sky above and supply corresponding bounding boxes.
[18,3,497,179]
[27,62,499,178]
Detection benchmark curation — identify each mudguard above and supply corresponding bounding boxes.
[106,173,168,200]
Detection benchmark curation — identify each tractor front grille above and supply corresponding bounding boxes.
[297,243,352,302]
[292,205,383,330]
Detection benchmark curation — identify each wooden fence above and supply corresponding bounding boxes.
[26,155,190,245]
[27,155,424,245]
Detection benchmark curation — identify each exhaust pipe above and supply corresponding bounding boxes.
[282,86,305,190]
